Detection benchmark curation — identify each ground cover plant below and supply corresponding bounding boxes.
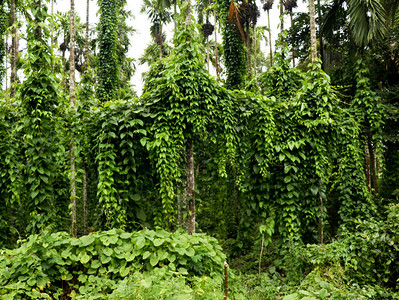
[0,0,398,298]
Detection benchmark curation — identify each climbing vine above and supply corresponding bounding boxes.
[20,0,61,233]
[97,0,119,102]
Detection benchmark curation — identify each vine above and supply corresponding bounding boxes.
[20,0,61,233]
[97,0,119,102]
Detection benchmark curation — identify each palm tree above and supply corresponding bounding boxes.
[141,0,172,59]
[261,0,273,66]
[323,0,387,49]
[284,0,297,66]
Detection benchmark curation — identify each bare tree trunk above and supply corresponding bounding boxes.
[309,0,317,62]
[185,0,191,26]
[214,8,220,81]
[206,35,210,71]
[186,138,195,235]
[246,22,252,77]
[10,0,17,98]
[365,133,371,194]
[368,131,379,194]
[318,182,324,244]
[267,10,273,66]
[83,165,88,234]
[254,25,257,76]
[290,13,295,67]
[280,0,284,33]
[70,0,77,237]
[317,0,324,68]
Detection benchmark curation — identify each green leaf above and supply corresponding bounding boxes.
[150,253,159,266]
[80,235,95,246]
[142,251,151,259]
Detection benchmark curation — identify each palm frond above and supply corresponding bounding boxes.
[228,1,246,42]
[347,0,387,47]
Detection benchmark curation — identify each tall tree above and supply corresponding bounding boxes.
[0,1,6,86]
[261,0,273,66]
[10,0,17,98]
[284,0,297,66]
[69,0,77,237]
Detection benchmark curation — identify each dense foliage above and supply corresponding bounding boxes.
[0,0,398,298]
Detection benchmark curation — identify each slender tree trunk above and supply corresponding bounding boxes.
[83,165,88,234]
[280,0,284,33]
[290,13,295,67]
[84,0,90,71]
[185,0,191,26]
[206,35,210,71]
[368,131,379,194]
[317,0,324,68]
[159,24,163,59]
[214,8,220,81]
[246,22,251,77]
[308,0,317,62]
[70,0,77,237]
[186,138,195,235]
[267,10,273,66]
[254,25,257,76]
[365,133,371,194]
[174,0,177,31]
[318,181,324,244]
[10,0,17,98]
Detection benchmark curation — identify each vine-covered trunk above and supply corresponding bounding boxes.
[70,0,77,237]
[84,0,90,70]
[187,138,195,235]
[309,0,317,62]
[267,10,272,66]
[10,0,17,98]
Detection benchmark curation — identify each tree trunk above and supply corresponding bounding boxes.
[83,165,88,234]
[317,0,324,68]
[365,133,371,194]
[368,131,379,194]
[214,8,220,81]
[246,22,252,77]
[84,0,90,71]
[206,35,210,71]
[10,0,17,98]
[186,138,195,235]
[253,25,257,76]
[290,13,295,67]
[70,0,77,237]
[309,0,317,62]
[185,0,191,26]
[267,10,273,66]
[280,0,284,33]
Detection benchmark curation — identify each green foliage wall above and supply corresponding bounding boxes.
[217,0,247,89]
[20,0,64,234]
[97,0,119,102]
